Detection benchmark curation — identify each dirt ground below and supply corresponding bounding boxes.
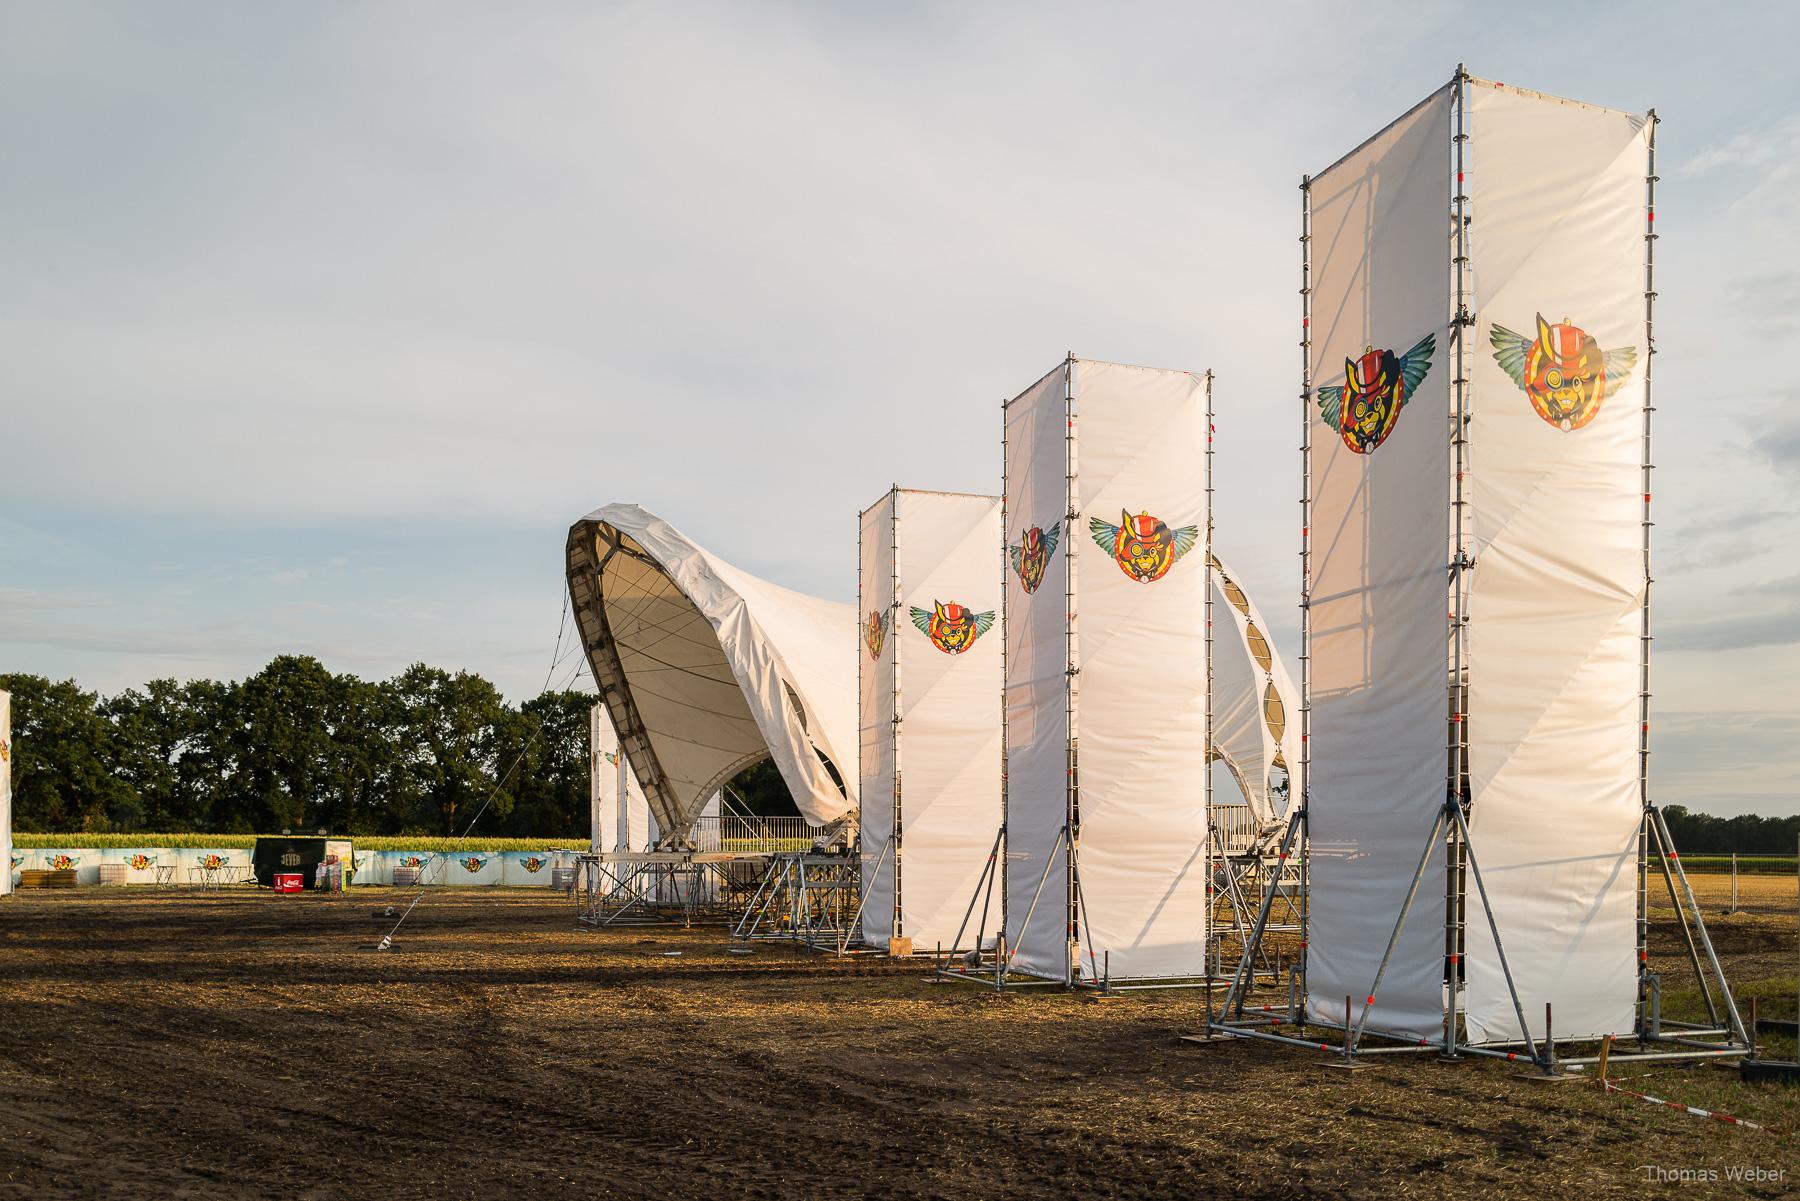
[0,878,1795,1200]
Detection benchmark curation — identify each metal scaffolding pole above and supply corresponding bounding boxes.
[889,488,904,943]
[1062,356,1081,987]
[1297,170,1314,1022]
[999,393,1012,975]
[1636,109,1660,1040]
[1445,62,1473,1057]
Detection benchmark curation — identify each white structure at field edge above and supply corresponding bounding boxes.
[858,488,1004,953]
[1,690,11,896]
[1002,358,1213,984]
[1287,70,1744,1055]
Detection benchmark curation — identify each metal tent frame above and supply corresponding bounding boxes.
[733,851,864,949]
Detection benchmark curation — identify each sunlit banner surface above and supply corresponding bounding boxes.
[1004,359,1211,982]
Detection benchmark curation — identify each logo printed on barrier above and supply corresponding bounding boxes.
[461,856,487,873]
[399,855,426,869]
[1491,313,1637,431]
[864,608,891,660]
[1009,522,1061,594]
[602,750,618,766]
[197,853,225,870]
[1088,510,1200,583]
[520,856,546,873]
[1315,333,1436,454]
[127,853,156,870]
[910,601,994,655]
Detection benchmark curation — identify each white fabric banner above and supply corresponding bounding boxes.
[1003,364,1074,979]
[618,731,653,852]
[445,851,504,886]
[1069,360,1211,981]
[501,851,560,887]
[1003,360,1212,982]
[590,703,651,852]
[1305,87,1454,1039]
[1462,81,1649,1043]
[589,704,607,854]
[352,849,391,885]
[892,490,1002,950]
[0,691,10,897]
[858,491,898,945]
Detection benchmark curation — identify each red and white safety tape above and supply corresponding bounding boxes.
[1601,1079,1762,1129]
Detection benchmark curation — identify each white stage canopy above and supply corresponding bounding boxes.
[567,505,858,842]
[1210,555,1300,832]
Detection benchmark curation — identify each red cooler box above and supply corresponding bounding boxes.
[273,873,304,894]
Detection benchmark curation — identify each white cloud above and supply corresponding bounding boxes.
[1,3,1798,814]
[0,586,106,611]
[1675,114,1800,177]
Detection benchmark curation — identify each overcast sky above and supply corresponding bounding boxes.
[3,2,1797,817]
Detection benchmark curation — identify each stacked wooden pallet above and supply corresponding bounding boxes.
[17,869,78,889]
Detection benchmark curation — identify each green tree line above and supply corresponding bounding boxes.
[1,657,593,838]
[1659,805,1800,857]
[8,659,1780,847]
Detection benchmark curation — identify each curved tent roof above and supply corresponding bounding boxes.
[566,505,857,840]
[1210,554,1301,829]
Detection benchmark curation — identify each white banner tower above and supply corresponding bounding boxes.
[1215,69,1744,1069]
[857,488,1004,954]
[597,698,619,860]
[589,702,651,853]
[990,357,1213,987]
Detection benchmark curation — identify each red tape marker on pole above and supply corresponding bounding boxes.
[1601,1080,1763,1130]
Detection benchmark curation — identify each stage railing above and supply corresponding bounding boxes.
[686,815,823,854]
[1211,803,1265,856]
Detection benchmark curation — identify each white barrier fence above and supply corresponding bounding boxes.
[8,819,827,890]
[7,846,586,889]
